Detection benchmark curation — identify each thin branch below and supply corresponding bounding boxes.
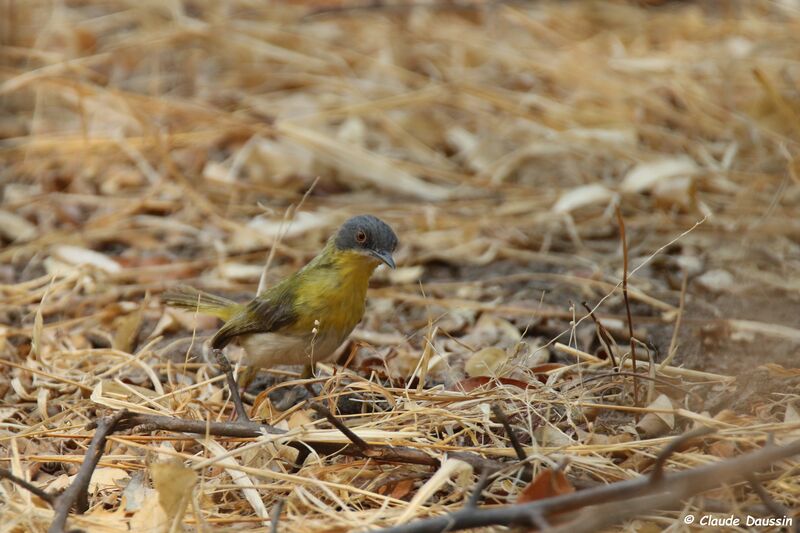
[650,426,715,483]
[112,411,526,477]
[747,474,792,523]
[659,269,688,370]
[490,404,526,462]
[370,435,800,533]
[270,499,285,533]
[115,412,435,467]
[465,469,495,508]
[310,402,370,452]
[615,205,639,407]
[0,468,56,504]
[49,410,127,533]
[291,447,312,473]
[213,348,250,421]
[581,301,618,368]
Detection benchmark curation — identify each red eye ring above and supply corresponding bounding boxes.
[355,230,367,243]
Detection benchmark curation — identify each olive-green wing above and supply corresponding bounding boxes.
[210,293,297,349]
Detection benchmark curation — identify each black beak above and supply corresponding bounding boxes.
[370,249,396,269]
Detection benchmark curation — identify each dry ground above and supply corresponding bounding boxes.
[1,1,800,531]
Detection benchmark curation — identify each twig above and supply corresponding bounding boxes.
[49,410,127,533]
[465,469,495,508]
[746,474,793,526]
[650,426,716,483]
[114,412,437,468]
[112,411,527,477]
[310,402,370,452]
[581,302,618,368]
[490,404,526,462]
[213,348,250,421]
[270,499,285,533]
[369,435,800,533]
[0,468,56,504]
[291,447,312,473]
[660,269,688,370]
[615,205,638,407]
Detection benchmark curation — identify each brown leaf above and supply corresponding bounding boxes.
[708,440,737,458]
[517,468,575,503]
[389,478,416,500]
[151,460,197,521]
[113,302,145,353]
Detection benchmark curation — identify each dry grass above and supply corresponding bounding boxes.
[2,1,800,531]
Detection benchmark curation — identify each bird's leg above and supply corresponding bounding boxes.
[302,363,317,397]
[213,349,249,421]
[301,362,316,379]
[239,367,259,392]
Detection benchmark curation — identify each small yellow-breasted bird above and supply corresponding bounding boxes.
[163,215,398,398]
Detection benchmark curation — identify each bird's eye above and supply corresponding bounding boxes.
[355,230,367,244]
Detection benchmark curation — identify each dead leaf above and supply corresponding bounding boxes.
[534,425,573,447]
[460,314,521,350]
[621,156,698,193]
[708,440,737,458]
[389,478,416,500]
[130,492,168,533]
[288,409,314,430]
[52,245,121,273]
[122,471,151,512]
[247,211,331,240]
[552,184,616,213]
[73,467,129,494]
[636,394,674,438]
[517,468,575,503]
[113,296,147,353]
[146,460,197,532]
[0,209,37,242]
[465,347,508,377]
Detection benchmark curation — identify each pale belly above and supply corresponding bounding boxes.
[239,329,345,369]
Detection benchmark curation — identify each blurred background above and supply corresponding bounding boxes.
[3,1,799,380]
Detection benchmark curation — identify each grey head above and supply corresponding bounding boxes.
[334,215,398,269]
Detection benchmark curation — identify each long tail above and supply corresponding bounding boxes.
[162,285,239,321]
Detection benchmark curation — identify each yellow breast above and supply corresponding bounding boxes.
[290,250,377,341]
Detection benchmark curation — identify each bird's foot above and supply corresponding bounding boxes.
[269,383,322,411]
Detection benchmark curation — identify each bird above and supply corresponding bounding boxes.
[163,214,398,418]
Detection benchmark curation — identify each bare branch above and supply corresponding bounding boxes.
[370,437,800,533]
[0,468,56,504]
[49,410,127,533]
[310,402,370,452]
[615,205,639,407]
[747,474,792,523]
[650,426,715,483]
[581,301,618,368]
[490,404,526,462]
